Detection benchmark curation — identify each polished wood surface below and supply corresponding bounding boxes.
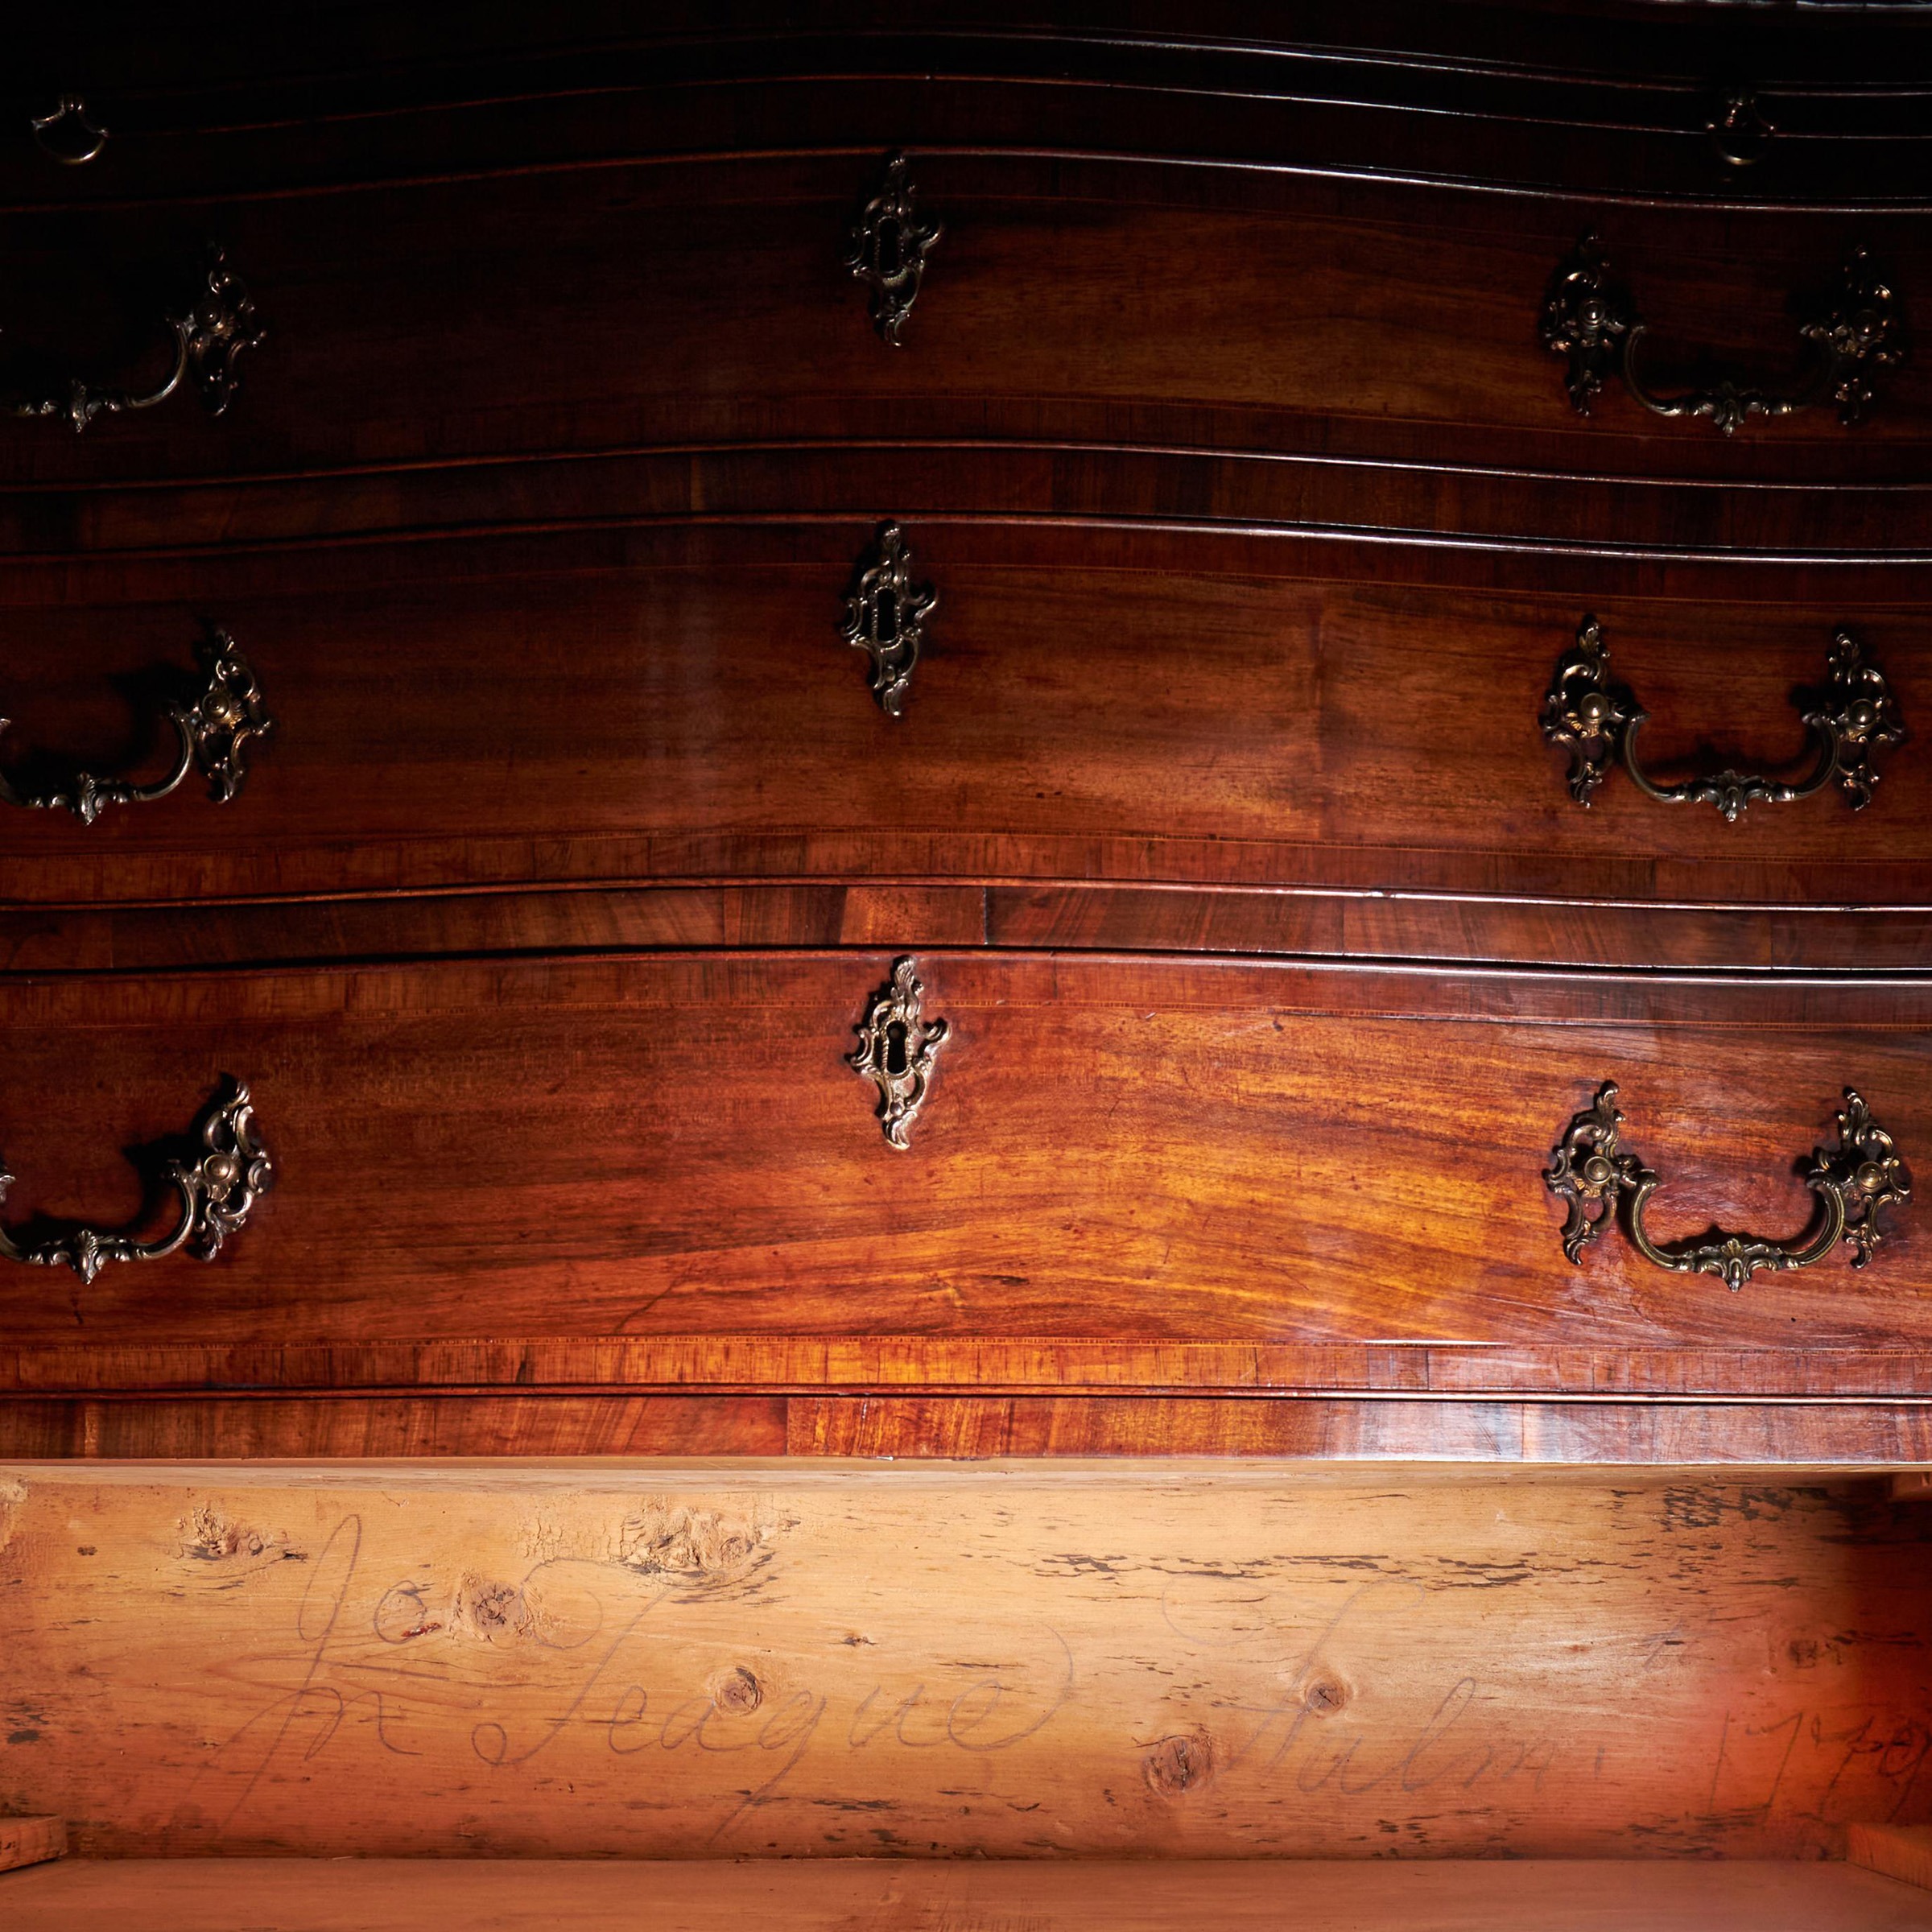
[2,159,1926,502]
[6,882,1932,978]
[2,535,1926,927]
[6,1395,1931,1464]
[2,1464,1927,1860]
[9,1860,1931,1932]
[0,953,1925,1391]
[0,3,1926,1462]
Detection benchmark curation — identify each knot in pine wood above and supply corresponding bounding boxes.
[1143,1726,1216,1798]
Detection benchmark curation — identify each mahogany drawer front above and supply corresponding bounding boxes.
[0,158,1926,507]
[9,14,1932,212]
[1,526,1926,936]
[0,952,1925,1399]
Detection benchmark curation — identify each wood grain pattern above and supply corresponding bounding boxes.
[2,1465,1928,1859]
[0,1814,64,1873]
[0,1397,789,1459]
[0,952,1926,1398]
[6,1395,1932,1464]
[6,882,1932,978]
[6,1859,1932,1932]
[2,439,1927,574]
[1852,1824,1932,1893]
[0,953,1926,1384]
[0,155,1926,505]
[2,534,1928,927]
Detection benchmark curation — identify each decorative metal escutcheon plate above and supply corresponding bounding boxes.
[1546,1082,1910,1290]
[0,630,273,824]
[1542,617,1904,820]
[850,956,948,1149]
[1540,233,1907,434]
[0,1082,273,1284]
[844,151,942,345]
[840,523,936,716]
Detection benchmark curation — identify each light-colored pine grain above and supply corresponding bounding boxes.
[2,1464,1927,1861]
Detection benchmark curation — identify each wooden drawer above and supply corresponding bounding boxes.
[10,9,1932,213]
[0,951,1924,1406]
[1,155,1926,509]
[2,1462,1930,1875]
[0,525,1925,957]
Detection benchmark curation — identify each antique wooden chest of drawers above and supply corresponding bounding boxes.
[4,5,1932,1922]
[0,0,1926,1469]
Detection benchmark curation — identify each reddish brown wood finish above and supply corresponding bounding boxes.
[10,1393,1929,1463]
[2,530,1927,937]
[10,882,1932,977]
[0,952,1924,1400]
[0,1395,788,1459]
[0,6,1926,1466]
[1,159,1928,501]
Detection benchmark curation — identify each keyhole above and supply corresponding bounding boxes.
[884,1022,910,1077]
[877,225,903,275]
[875,589,898,643]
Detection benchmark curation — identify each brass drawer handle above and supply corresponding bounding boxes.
[30,96,108,166]
[8,243,263,432]
[1542,618,1902,821]
[1541,233,1906,435]
[0,1082,272,1284]
[1546,1083,1910,1290]
[841,522,936,716]
[850,956,947,1148]
[846,151,941,345]
[0,630,272,825]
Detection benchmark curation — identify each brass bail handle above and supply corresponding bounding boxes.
[5,242,265,431]
[0,1083,273,1284]
[0,632,272,825]
[1541,233,1907,436]
[1546,1083,1910,1290]
[1542,619,1903,822]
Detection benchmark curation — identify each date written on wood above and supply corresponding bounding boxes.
[2,1476,1928,1859]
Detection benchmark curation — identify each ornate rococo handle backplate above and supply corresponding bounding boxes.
[1545,1082,1909,1290]
[0,630,274,824]
[845,151,942,345]
[1540,232,1906,434]
[840,523,936,716]
[7,242,264,431]
[31,96,108,165]
[0,1082,273,1284]
[1542,617,1903,821]
[850,956,948,1149]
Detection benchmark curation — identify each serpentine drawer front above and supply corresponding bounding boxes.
[0,159,1925,510]
[0,539,1924,970]
[0,952,1923,1404]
